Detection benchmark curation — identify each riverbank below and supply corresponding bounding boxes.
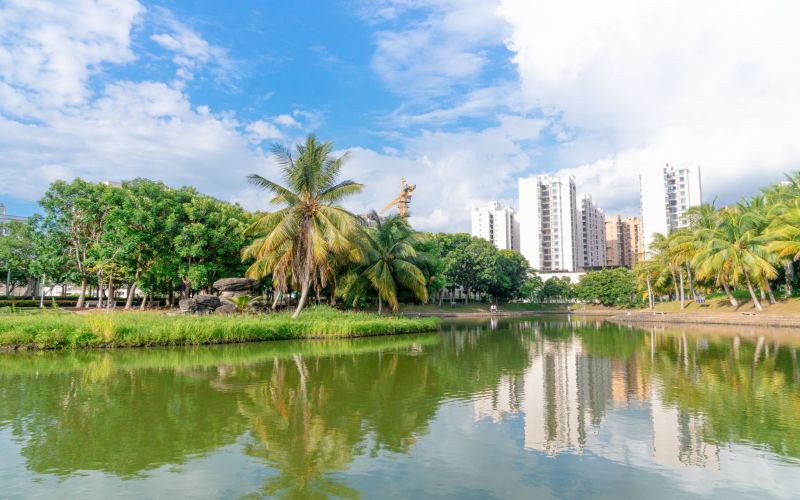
[0,306,440,350]
[609,310,800,329]
[399,303,619,318]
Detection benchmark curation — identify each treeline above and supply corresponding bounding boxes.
[1,178,251,308]
[635,174,800,311]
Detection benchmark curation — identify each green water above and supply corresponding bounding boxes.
[1,316,799,499]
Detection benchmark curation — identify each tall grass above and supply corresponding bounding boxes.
[0,306,440,350]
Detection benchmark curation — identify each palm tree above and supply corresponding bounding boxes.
[344,212,429,314]
[649,233,682,306]
[242,135,363,318]
[693,206,776,311]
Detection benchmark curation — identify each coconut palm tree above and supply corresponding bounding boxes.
[649,233,681,305]
[344,212,429,314]
[693,206,776,311]
[243,135,363,318]
[685,203,741,307]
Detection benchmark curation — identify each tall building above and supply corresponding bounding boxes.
[518,175,581,271]
[578,194,607,269]
[639,164,702,253]
[470,201,520,251]
[0,203,28,236]
[604,215,644,269]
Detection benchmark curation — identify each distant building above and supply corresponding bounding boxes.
[578,194,606,269]
[604,215,644,269]
[639,164,702,253]
[0,203,28,236]
[519,175,581,272]
[471,201,520,251]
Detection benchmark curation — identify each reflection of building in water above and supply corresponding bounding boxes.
[650,386,720,469]
[473,374,523,423]
[474,330,721,470]
[522,337,612,455]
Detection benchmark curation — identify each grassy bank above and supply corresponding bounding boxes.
[399,302,618,315]
[0,306,440,350]
[650,295,800,314]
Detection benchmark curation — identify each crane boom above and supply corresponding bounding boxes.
[380,178,416,217]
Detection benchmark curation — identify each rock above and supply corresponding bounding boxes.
[178,295,221,314]
[215,303,238,315]
[213,278,259,293]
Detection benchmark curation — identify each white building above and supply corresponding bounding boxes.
[578,194,607,269]
[470,201,520,251]
[518,175,581,272]
[0,203,28,236]
[639,164,702,253]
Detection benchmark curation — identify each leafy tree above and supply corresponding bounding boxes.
[0,220,36,295]
[243,135,363,318]
[538,277,574,301]
[485,250,531,302]
[574,268,637,307]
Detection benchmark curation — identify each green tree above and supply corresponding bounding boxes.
[485,250,531,302]
[243,135,363,318]
[344,212,429,313]
[574,268,637,307]
[0,220,36,296]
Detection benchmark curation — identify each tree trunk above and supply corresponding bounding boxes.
[97,282,104,309]
[76,277,88,308]
[378,295,383,315]
[272,291,282,309]
[759,287,766,301]
[670,268,679,303]
[139,293,148,311]
[39,275,45,308]
[678,269,685,310]
[125,282,137,310]
[4,269,10,297]
[292,273,311,319]
[785,261,794,297]
[766,280,776,304]
[686,263,697,299]
[167,288,174,308]
[464,288,469,305]
[646,276,654,311]
[106,274,115,312]
[744,273,763,312]
[722,281,739,308]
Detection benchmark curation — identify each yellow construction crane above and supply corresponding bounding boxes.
[380,178,416,217]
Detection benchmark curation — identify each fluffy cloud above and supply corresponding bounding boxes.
[497,0,800,213]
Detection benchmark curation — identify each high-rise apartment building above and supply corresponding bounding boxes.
[578,194,606,269]
[639,164,702,253]
[518,175,581,271]
[470,201,520,251]
[604,215,644,269]
[0,203,28,236]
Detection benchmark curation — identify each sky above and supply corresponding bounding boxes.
[1,0,799,232]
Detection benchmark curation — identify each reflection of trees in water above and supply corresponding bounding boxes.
[0,328,531,496]
[575,324,800,462]
[237,327,532,498]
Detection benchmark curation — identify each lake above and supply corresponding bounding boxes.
[1,316,798,498]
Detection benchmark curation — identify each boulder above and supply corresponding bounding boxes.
[213,278,259,293]
[215,303,238,316]
[247,297,270,314]
[178,294,221,314]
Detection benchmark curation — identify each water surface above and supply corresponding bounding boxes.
[1,316,799,498]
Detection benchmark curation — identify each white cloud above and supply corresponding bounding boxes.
[150,7,232,81]
[274,113,300,128]
[0,0,143,109]
[245,120,284,142]
[497,0,800,213]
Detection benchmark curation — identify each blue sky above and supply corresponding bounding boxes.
[1,1,798,231]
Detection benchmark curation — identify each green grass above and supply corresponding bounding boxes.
[399,302,618,314]
[0,306,440,350]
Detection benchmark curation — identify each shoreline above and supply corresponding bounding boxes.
[401,309,618,318]
[607,311,800,329]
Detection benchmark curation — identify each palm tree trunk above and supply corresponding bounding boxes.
[744,273,763,311]
[785,261,794,297]
[139,293,148,311]
[721,281,739,308]
[292,274,311,319]
[686,263,697,299]
[272,291,281,309]
[646,276,654,311]
[678,269,685,310]
[766,280,776,304]
[670,267,679,303]
[378,295,382,315]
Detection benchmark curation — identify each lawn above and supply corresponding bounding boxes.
[0,306,440,350]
